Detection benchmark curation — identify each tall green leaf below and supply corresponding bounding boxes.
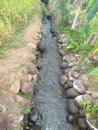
[87,0,98,20]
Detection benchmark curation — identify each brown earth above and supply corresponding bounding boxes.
[0,14,42,130]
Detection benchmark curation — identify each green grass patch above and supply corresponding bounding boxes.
[0,0,41,58]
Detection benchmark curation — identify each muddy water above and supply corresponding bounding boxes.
[32,18,74,130]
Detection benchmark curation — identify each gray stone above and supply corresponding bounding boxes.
[37,40,47,53]
[75,95,84,107]
[67,80,73,88]
[60,61,69,69]
[83,94,93,104]
[21,82,34,95]
[26,62,38,75]
[64,83,69,90]
[63,55,70,62]
[37,58,43,69]
[60,75,68,85]
[68,71,76,81]
[67,99,79,114]
[91,92,98,99]
[66,88,80,98]
[73,80,86,94]
[67,114,75,124]
[78,117,88,129]
[28,108,39,123]
[79,109,85,117]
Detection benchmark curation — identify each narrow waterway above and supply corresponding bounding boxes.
[32,18,74,130]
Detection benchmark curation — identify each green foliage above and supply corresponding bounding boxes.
[79,44,93,60]
[89,66,98,76]
[41,2,49,17]
[23,107,31,115]
[90,12,98,33]
[80,24,90,39]
[83,100,92,118]
[0,0,36,42]
[87,0,98,20]
[65,25,90,52]
[83,100,98,124]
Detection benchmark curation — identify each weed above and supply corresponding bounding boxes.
[41,2,50,18]
[83,100,98,125]
[23,106,31,115]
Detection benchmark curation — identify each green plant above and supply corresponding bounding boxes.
[83,100,98,125]
[89,66,98,80]
[87,0,98,20]
[0,0,37,43]
[23,106,31,115]
[41,2,49,17]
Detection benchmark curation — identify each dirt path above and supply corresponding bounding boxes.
[0,14,42,130]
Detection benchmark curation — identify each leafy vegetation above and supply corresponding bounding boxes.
[41,2,50,18]
[0,0,41,58]
[0,0,36,44]
[87,0,98,20]
[49,0,98,80]
[83,100,98,125]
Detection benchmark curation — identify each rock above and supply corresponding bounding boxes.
[9,81,20,94]
[28,53,36,62]
[60,61,69,69]
[17,114,24,123]
[0,100,20,114]
[70,66,80,79]
[58,34,66,44]
[67,114,76,124]
[63,69,69,76]
[80,74,89,81]
[70,55,77,62]
[37,58,43,69]
[63,55,70,62]
[59,44,65,55]
[50,27,57,36]
[64,83,69,90]
[0,114,10,130]
[20,73,33,85]
[47,15,52,20]
[33,74,38,84]
[79,109,85,117]
[86,90,92,94]
[67,99,79,114]
[67,80,73,88]
[21,82,34,95]
[78,117,88,129]
[26,62,38,75]
[73,80,86,94]
[27,43,37,50]
[72,71,80,79]
[69,71,76,81]
[75,95,84,107]
[83,94,93,104]
[0,101,26,130]
[15,95,31,105]
[28,108,39,124]
[60,75,68,85]
[66,88,80,98]
[91,92,98,99]
[37,40,47,53]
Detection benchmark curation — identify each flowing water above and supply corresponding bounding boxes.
[31,18,74,130]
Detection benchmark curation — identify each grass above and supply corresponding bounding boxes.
[0,0,36,42]
[0,0,41,58]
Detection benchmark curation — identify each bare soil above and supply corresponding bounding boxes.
[0,14,42,130]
